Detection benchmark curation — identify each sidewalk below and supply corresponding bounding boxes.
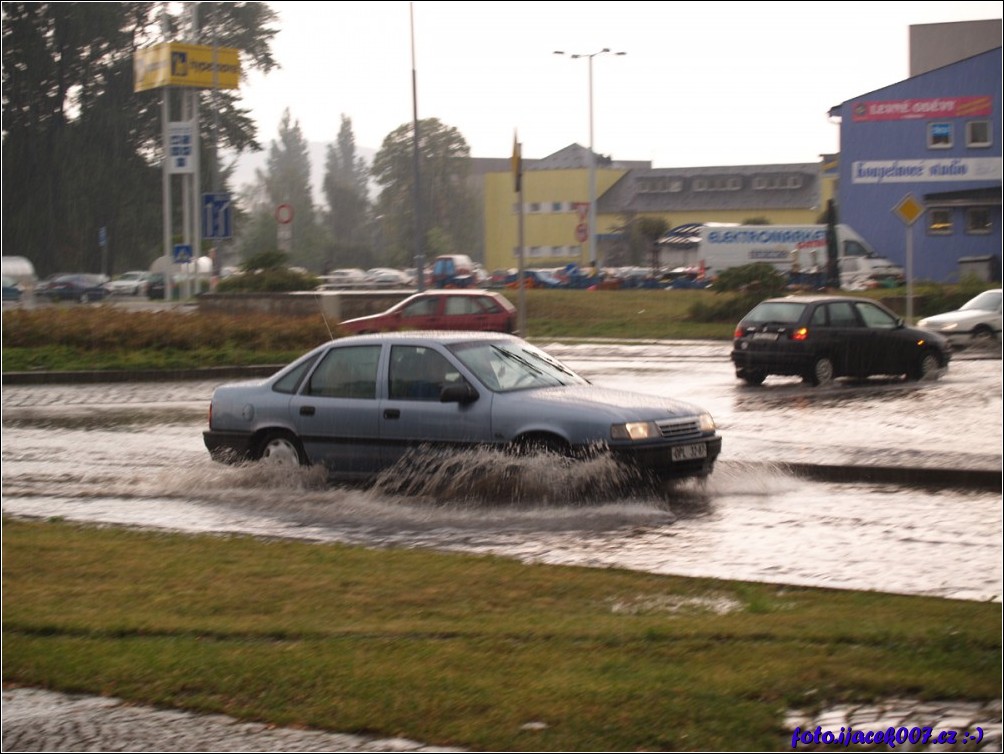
[1,687,464,753]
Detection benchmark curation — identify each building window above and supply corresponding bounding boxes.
[752,175,801,190]
[928,122,952,149]
[529,203,541,213]
[692,178,708,192]
[966,208,992,235]
[927,208,953,235]
[551,201,565,212]
[966,121,991,148]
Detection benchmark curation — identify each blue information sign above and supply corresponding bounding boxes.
[202,192,233,240]
[172,244,193,263]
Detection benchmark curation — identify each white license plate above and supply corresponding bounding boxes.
[671,443,707,461]
[752,332,778,341]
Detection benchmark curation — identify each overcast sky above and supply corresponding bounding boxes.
[237,1,1000,168]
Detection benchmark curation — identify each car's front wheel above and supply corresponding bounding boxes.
[971,325,995,343]
[805,355,835,387]
[255,431,306,466]
[909,351,942,382]
[737,368,767,386]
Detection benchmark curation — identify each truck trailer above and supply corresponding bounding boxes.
[657,223,903,290]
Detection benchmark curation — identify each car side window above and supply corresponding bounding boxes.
[810,306,827,326]
[389,345,458,401]
[273,354,321,394]
[306,345,380,399]
[444,296,472,316]
[476,296,501,313]
[855,302,898,329]
[826,302,860,328]
[402,297,438,318]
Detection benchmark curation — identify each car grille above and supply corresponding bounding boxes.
[655,418,701,440]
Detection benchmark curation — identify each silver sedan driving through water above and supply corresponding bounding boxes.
[204,332,722,483]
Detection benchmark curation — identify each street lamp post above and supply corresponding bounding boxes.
[554,48,625,270]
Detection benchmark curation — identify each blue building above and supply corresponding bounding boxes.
[831,45,1002,282]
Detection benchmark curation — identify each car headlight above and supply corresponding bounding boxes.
[699,413,716,433]
[610,421,658,440]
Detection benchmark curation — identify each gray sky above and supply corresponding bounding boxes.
[239,1,1000,167]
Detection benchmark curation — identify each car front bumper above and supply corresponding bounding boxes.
[610,435,722,480]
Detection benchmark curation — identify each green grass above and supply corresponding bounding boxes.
[3,518,1000,751]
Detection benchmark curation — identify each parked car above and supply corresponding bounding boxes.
[731,294,951,386]
[364,267,412,289]
[3,275,23,302]
[316,268,367,290]
[35,273,109,303]
[106,271,150,296]
[339,290,518,335]
[203,332,721,483]
[917,288,1002,348]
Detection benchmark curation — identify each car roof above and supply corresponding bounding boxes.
[330,330,521,347]
[759,294,877,304]
[411,289,498,296]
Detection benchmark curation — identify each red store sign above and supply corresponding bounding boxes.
[851,95,991,122]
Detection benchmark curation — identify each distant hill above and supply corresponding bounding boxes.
[225,142,376,206]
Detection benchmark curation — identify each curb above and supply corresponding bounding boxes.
[780,462,1001,493]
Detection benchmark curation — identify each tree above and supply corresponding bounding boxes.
[370,117,479,267]
[607,214,669,267]
[1,2,279,276]
[321,114,372,270]
[249,108,324,270]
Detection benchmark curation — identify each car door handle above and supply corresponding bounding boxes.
[299,406,315,416]
[384,408,400,419]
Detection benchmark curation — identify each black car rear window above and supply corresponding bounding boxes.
[743,301,806,324]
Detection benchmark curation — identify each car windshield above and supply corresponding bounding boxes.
[961,290,1001,312]
[449,340,588,393]
[742,301,807,324]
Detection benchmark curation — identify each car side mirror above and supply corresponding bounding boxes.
[440,382,479,405]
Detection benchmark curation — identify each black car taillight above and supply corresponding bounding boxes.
[790,327,809,341]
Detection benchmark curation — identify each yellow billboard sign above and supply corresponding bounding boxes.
[134,43,240,92]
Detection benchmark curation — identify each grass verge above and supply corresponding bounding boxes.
[3,517,1000,751]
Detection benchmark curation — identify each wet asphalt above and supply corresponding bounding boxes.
[3,347,1001,752]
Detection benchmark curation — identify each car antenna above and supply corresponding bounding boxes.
[316,291,336,341]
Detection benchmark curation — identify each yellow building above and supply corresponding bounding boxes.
[481,144,837,272]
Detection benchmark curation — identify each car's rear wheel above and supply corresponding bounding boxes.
[805,356,834,387]
[909,351,941,382]
[255,431,306,466]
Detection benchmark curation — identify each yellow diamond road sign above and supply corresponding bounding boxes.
[893,193,925,226]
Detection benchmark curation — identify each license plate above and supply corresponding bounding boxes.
[752,332,778,341]
[671,443,707,461]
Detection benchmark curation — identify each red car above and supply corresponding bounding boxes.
[339,290,517,335]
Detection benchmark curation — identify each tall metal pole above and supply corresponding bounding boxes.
[410,3,425,291]
[554,48,625,270]
[587,54,596,270]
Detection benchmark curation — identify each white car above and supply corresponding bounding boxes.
[918,289,1002,348]
[106,271,150,296]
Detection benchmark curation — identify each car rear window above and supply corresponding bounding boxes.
[742,301,806,324]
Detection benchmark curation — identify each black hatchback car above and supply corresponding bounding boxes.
[731,295,951,386]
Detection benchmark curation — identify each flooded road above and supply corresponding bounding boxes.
[2,341,1001,602]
